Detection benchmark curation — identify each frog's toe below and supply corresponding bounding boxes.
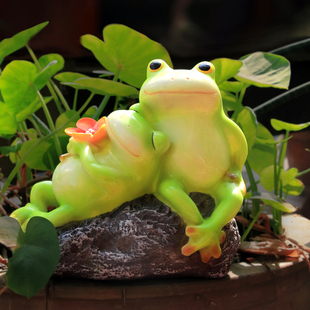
[185,226,198,237]
[199,248,213,263]
[181,243,197,256]
[220,231,226,244]
[199,244,222,263]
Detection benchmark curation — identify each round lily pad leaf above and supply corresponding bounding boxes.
[6,217,60,298]
[81,24,172,88]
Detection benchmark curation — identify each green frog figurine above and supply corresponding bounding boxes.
[130,59,248,262]
[11,110,170,229]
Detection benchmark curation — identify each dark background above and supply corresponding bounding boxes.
[1,0,310,212]
[1,0,310,126]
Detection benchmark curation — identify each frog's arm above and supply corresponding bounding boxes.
[156,178,204,226]
[222,116,248,171]
[70,141,124,181]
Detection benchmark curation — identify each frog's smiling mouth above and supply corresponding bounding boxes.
[143,90,217,95]
[106,118,140,158]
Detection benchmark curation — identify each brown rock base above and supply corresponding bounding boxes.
[55,193,240,280]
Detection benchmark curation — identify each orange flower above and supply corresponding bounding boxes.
[65,117,106,143]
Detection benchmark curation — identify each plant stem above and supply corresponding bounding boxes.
[35,88,62,156]
[253,82,310,117]
[245,160,260,217]
[26,44,64,114]
[237,83,248,106]
[50,80,70,111]
[241,203,266,242]
[297,168,310,177]
[0,94,95,204]
[93,67,122,120]
[73,89,79,111]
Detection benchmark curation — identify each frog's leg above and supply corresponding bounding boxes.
[156,178,204,226]
[11,181,58,225]
[21,204,76,231]
[182,177,245,262]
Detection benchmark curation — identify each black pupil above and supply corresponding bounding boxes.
[199,63,211,72]
[150,61,162,71]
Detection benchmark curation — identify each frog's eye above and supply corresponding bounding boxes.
[149,60,163,72]
[197,62,213,74]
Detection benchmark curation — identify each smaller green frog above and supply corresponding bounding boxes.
[11,110,170,229]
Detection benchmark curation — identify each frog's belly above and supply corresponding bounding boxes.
[52,157,107,208]
[163,140,231,192]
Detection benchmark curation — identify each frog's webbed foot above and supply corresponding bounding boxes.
[182,222,226,263]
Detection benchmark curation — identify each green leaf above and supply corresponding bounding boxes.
[260,165,299,191]
[64,78,138,97]
[271,119,310,132]
[232,107,257,149]
[0,22,49,65]
[0,217,20,249]
[211,58,242,85]
[220,90,240,111]
[81,24,173,88]
[0,61,37,115]
[0,101,18,136]
[0,138,22,156]
[6,217,60,298]
[19,139,50,171]
[38,54,65,79]
[54,72,89,83]
[283,179,305,196]
[250,192,296,212]
[56,110,80,135]
[82,105,98,118]
[16,96,52,123]
[219,81,244,93]
[235,52,291,89]
[247,123,274,175]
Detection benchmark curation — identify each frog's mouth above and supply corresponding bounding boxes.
[106,118,140,158]
[143,90,217,95]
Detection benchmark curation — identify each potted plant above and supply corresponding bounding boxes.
[0,22,309,308]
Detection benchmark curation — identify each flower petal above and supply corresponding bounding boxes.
[76,117,97,131]
[91,124,107,142]
[71,132,93,141]
[93,116,106,131]
[65,127,85,137]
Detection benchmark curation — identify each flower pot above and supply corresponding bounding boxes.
[1,214,309,310]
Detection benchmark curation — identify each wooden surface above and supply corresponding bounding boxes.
[1,258,310,310]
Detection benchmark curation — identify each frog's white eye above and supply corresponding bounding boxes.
[197,62,213,74]
[149,60,163,72]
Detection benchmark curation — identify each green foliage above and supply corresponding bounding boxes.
[81,24,173,88]
[0,22,49,65]
[235,52,291,89]
[0,21,309,298]
[6,217,60,299]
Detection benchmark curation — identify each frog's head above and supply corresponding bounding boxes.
[106,110,170,159]
[138,59,222,117]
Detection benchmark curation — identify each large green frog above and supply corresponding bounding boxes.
[11,110,170,229]
[130,59,248,262]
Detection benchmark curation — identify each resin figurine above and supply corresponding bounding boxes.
[130,59,248,262]
[11,60,247,263]
[11,110,170,229]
